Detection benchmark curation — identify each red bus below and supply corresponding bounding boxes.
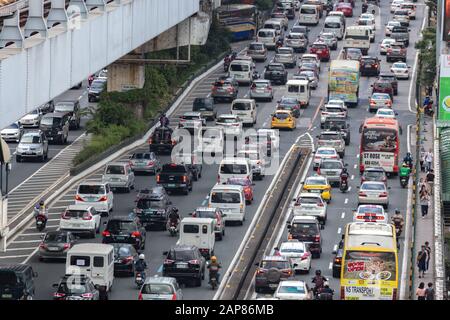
[359,117,401,175]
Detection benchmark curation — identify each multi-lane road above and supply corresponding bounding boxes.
[0,0,424,300]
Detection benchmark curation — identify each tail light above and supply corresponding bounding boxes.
[171,139,177,146]
[39,243,47,249]
[317,202,324,207]
[232,123,240,126]
[82,212,93,220]
[387,48,392,54]
[131,231,141,238]
[330,155,338,159]
[172,293,177,300]
[62,211,70,220]
[360,164,365,172]
[341,287,345,300]
[148,138,153,144]
[138,292,143,300]
[156,175,160,183]
[188,259,200,265]
[379,192,388,197]
[182,175,188,183]
[370,101,376,106]
[281,269,292,276]
[314,235,320,242]
[63,243,71,250]
[334,257,342,264]
[301,252,310,260]
[227,88,234,93]
[359,192,367,197]
[102,230,111,237]
[75,195,83,201]
[267,86,273,91]
[164,259,175,265]
[257,268,266,275]
[288,233,293,240]
[81,293,94,299]
[317,168,321,175]
[373,64,378,68]
[98,196,107,202]
[122,256,134,264]
[217,175,220,183]
[53,292,65,298]
[147,161,154,166]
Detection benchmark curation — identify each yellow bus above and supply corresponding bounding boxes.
[340,222,398,300]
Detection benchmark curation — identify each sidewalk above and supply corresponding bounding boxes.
[412,91,436,299]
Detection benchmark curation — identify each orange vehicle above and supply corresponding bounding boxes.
[359,117,401,175]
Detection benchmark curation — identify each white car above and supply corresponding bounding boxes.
[390,62,410,79]
[313,147,339,169]
[237,146,266,180]
[292,193,327,224]
[375,108,397,119]
[380,38,396,55]
[75,182,114,215]
[19,108,43,128]
[59,204,101,238]
[357,18,376,32]
[360,13,376,26]
[385,21,401,36]
[390,0,404,13]
[299,54,321,71]
[358,181,390,208]
[1,122,23,143]
[320,103,348,125]
[216,114,243,139]
[327,99,346,110]
[257,128,280,152]
[279,241,312,273]
[353,204,388,223]
[273,280,312,300]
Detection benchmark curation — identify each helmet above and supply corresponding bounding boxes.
[395,209,400,214]
[342,168,348,174]
[315,270,322,276]
[211,256,217,263]
[406,152,411,157]
[39,199,45,206]
[139,254,145,260]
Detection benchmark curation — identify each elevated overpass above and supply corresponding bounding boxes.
[0,0,210,129]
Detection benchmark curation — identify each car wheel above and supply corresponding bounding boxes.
[41,154,45,162]
[16,155,21,162]
[333,269,340,278]
[217,232,223,241]
[126,186,131,193]
[90,231,96,239]
[195,276,202,287]
[184,188,189,195]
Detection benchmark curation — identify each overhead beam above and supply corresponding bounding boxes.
[115,58,192,65]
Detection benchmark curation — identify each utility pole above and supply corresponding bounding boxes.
[0,137,11,252]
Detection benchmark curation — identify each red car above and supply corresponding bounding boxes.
[309,42,330,62]
[226,178,254,204]
[338,0,355,8]
[335,3,353,17]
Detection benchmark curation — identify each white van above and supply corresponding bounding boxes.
[178,217,215,259]
[323,16,345,40]
[264,19,283,36]
[286,79,310,107]
[257,29,279,50]
[343,26,371,55]
[298,4,319,25]
[357,25,375,43]
[66,243,114,292]
[231,98,257,126]
[209,184,246,224]
[218,157,252,184]
[228,60,254,85]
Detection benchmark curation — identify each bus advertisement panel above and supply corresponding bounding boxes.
[328,60,360,106]
[342,250,397,300]
[216,4,257,41]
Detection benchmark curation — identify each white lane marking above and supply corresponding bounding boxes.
[333,244,338,252]
[0,255,30,259]
[351,175,354,180]
[6,247,39,251]
[348,186,352,192]
[15,233,44,237]
[337,227,342,234]
[356,154,360,159]
[244,91,250,98]
[11,239,41,244]
[328,262,333,270]
[344,198,348,204]
[206,93,211,98]
[341,212,345,219]
[262,121,267,127]
[407,124,412,154]
[353,164,357,169]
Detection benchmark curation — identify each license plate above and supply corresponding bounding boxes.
[317,50,322,53]
[177,263,188,269]
[1,294,12,298]
[168,184,176,187]
[47,247,60,251]
[71,224,82,228]
[269,283,278,288]
[48,137,53,140]
[310,190,321,193]
[115,236,126,241]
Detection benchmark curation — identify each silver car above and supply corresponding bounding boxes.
[316,131,346,157]
[247,42,267,61]
[139,276,183,300]
[16,130,49,162]
[318,32,338,50]
[129,152,161,174]
[285,32,308,53]
[318,159,346,186]
[1,122,23,143]
[274,47,296,68]
[298,70,318,89]
[102,162,135,192]
[358,181,390,208]
[19,108,43,128]
[250,79,274,101]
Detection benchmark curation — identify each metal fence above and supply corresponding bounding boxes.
[0,0,27,17]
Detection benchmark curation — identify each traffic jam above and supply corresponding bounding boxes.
[0,0,421,301]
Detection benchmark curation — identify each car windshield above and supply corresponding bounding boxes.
[90,81,105,90]
[20,135,41,144]
[41,117,61,126]
[312,44,327,50]
[220,163,247,174]
[44,233,67,242]
[230,63,249,72]
[249,43,264,50]
[267,64,284,71]
[321,34,334,40]
[362,58,377,64]
[277,48,292,55]
[292,27,307,33]
[78,185,105,194]
[226,178,250,186]
[113,245,135,257]
[365,171,384,179]
[106,220,135,233]
[258,30,274,37]
[288,33,304,39]
[321,161,342,169]
[305,178,326,185]
[55,103,74,112]
[0,272,18,285]
[325,21,341,28]
[325,120,346,129]
[217,117,237,124]
[252,82,269,88]
[300,8,316,14]
[372,94,390,100]
[211,192,241,204]
[361,183,385,191]
[167,249,196,261]
[280,97,298,105]
[106,165,125,175]
[291,223,318,236]
[194,210,216,219]
[193,99,213,111]
[317,149,335,155]
[141,284,174,295]
[300,71,314,78]
[64,210,89,218]
[132,153,153,160]
[358,206,383,214]
[7,123,20,129]
[260,260,289,269]
[297,197,320,204]
[358,19,370,25]
[320,133,340,140]
[278,285,306,294]
[393,63,407,68]
[232,102,251,111]
[274,112,290,119]
[137,199,165,209]
[58,282,88,294]
[280,246,305,254]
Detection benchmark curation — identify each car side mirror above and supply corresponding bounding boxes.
[163,251,168,256]
[293,264,298,268]
[94,284,100,290]
[408,29,411,32]
[388,187,391,190]
[222,214,227,218]
[356,186,360,189]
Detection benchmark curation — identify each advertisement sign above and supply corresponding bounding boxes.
[439,55,450,123]
[362,152,395,170]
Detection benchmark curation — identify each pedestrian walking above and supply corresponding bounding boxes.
[424,241,431,272]
[424,149,433,172]
[416,282,426,300]
[420,150,425,172]
[425,282,435,300]
[420,190,430,218]
[426,85,433,97]
[419,178,426,193]
[417,246,428,278]
[426,169,435,196]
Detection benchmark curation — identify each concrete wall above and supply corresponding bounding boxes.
[0,0,199,129]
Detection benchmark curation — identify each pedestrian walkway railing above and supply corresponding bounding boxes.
[0,0,27,17]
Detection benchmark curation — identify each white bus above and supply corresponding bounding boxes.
[343,26,370,55]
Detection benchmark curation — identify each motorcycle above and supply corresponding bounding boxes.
[223,57,231,72]
[316,291,334,300]
[135,271,145,289]
[252,70,260,80]
[209,271,218,290]
[35,214,47,231]
[339,175,349,193]
[168,220,179,237]
[400,174,409,188]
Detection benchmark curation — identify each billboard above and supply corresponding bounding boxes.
[438,55,450,123]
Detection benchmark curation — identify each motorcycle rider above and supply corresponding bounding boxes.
[340,167,349,189]
[134,254,148,281]
[391,209,404,238]
[207,256,222,284]
[167,208,181,231]
[403,152,413,169]
[34,199,48,221]
[312,270,327,296]
[159,113,170,127]
[317,282,334,300]
[399,161,411,183]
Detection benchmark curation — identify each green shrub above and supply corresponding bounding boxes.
[255,0,274,11]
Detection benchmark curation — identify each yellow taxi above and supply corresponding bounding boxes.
[271,110,296,130]
[302,175,332,202]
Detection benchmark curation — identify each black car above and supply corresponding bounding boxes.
[39,112,70,144]
[323,117,351,145]
[102,215,147,251]
[112,243,138,276]
[54,100,81,129]
[162,245,206,287]
[149,126,179,154]
[39,230,77,261]
[40,100,54,114]
[255,256,295,293]
[0,264,37,300]
[88,78,107,102]
[264,63,288,85]
[284,7,295,19]
[192,97,216,121]
[287,216,323,258]
[360,56,380,76]
[378,73,398,95]
[53,274,99,300]
[133,187,178,230]
[157,163,194,195]
[277,96,301,117]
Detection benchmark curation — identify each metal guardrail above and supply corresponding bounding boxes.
[0,0,28,17]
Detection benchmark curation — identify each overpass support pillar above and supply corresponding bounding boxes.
[106,53,146,92]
